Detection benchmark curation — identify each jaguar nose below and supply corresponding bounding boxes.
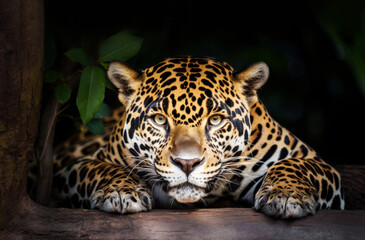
[170,157,205,176]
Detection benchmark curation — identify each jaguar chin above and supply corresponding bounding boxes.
[168,183,208,203]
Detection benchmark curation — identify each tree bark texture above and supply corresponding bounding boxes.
[0,0,44,226]
[3,199,365,240]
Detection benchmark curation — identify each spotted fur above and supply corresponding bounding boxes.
[54,56,344,218]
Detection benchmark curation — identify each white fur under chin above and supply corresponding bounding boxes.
[151,182,208,208]
[168,183,207,203]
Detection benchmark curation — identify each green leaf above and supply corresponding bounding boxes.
[94,103,111,118]
[44,70,63,83]
[99,62,109,70]
[86,118,105,135]
[100,62,116,90]
[65,48,91,66]
[104,75,116,91]
[55,83,72,104]
[98,31,143,63]
[76,65,106,124]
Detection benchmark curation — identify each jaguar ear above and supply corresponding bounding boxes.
[107,61,142,106]
[234,62,269,103]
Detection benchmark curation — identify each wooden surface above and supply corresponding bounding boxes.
[3,197,364,240]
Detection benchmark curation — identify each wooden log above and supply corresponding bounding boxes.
[2,197,364,240]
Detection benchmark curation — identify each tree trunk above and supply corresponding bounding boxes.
[0,0,44,225]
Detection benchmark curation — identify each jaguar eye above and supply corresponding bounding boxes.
[208,115,223,126]
[153,114,167,125]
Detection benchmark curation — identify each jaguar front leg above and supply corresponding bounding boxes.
[54,157,153,214]
[254,158,344,218]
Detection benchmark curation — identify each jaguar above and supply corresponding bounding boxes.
[54,56,344,218]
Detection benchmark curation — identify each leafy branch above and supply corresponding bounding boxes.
[45,31,143,134]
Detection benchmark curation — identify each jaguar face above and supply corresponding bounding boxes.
[107,56,269,204]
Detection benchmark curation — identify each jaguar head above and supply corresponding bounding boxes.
[107,57,268,204]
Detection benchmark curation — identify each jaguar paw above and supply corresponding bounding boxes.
[254,186,318,219]
[90,185,153,214]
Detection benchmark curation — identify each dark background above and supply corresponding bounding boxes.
[45,0,365,166]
